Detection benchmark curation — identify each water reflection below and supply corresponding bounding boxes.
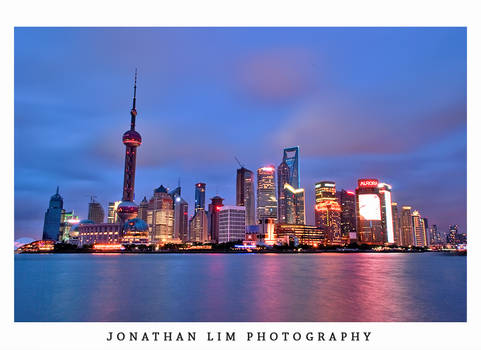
[15,253,466,322]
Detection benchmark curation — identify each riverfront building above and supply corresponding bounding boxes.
[257,166,277,221]
[355,179,384,245]
[218,206,246,243]
[315,181,342,244]
[236,167,256,226]
[88,198,105,224]
[42,187,64,241]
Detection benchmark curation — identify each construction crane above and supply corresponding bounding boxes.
[235,156,245,169]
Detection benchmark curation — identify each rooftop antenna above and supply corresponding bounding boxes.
[56,186,59,195]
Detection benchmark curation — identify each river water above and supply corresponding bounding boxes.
[14,252,466,322]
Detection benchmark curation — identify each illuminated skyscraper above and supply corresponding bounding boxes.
[117,71,142,223]
[146,185,174,244]
[355,179,383,245]
[42,186,63,241]
[400,206,414,246]
[169,187,188,242]
[277,161,290,223]
[236,167,255,226]
[284,184,306,225]
[282,146,300,188]
[378,183,394,244]
[256,166,277,221]
[411,210,428,247]
[391,202,402,245]
[208,196,224,242]
[315,181,342,244]
[194,183,206,213]
[218,206,246,243]
[189,209,208,242]
[336,189,356,237]
[88,198,104,224]
[107,201,122,223]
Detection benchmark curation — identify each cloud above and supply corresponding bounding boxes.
[236,48,319,103]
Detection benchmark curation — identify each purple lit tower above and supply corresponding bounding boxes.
[117,71,142,223]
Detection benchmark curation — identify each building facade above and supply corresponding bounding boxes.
[284,183,306,225]
[208,196,224,243]
[218,206,246,243]
[355,179,384,245]
[107,201,121,223]
[336,189,356,238]
[88,199,105,224]
[315,181,342,244]
[378,183,395,244]
[400,206,414,247]
[42,187,64,241]
[194,183,206,213]
[146,185,174,244]
[411,210,428,247]
[391,202,402,245]
[189,208,208,243]
[256,166,277,221]
[236,167,256,226]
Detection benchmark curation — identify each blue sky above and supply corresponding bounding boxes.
[14,27,466,240]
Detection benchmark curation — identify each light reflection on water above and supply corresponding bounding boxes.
[14,253,466,322]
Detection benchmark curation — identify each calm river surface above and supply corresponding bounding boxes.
[14,252,466,322]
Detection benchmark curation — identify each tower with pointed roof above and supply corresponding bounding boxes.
[117,70,142,222]
[42,187,64,241]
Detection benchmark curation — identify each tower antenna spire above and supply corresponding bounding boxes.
[132,68,137,110]
[56,186,59,195]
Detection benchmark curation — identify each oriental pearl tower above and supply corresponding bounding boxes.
[117,70,142,223]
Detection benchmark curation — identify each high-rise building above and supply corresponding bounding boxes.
[315,181,342,244]
[411,210,428,247]
[422,217,429,245]
[138,197,149,222]
[218,206,246,243]
[189,209,208,243]
[107,201,122,223]
[447,224,458,245]
[256,166,277,221]
[236,167,256,226]
[194,183,206,213]
[117,71,142,223]
[355,179,383,245]
[378,183,394,244]
[88,198,105,224]
[336,189,356,237]
[430,224,441,245]
[282,146,300,188]
[208,196,224,243]
[400,206,414,247]
[391,202,402,245]
[277,161,290,223]
[146,185,174,244]
[168,186,188,241]
[284,184,306,225]
[42,187,64,241]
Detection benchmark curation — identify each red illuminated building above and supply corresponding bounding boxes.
[208,196,224,243]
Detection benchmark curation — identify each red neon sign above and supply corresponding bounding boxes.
[358,179,378,188]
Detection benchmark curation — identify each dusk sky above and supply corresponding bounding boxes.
[14,27,466,240]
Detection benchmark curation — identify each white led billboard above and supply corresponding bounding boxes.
[359,194,381,221]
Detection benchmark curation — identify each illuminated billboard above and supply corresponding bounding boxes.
[358,179,379,188]
[358,194,381,221]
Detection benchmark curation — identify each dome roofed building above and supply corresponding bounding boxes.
[121,218,149,245]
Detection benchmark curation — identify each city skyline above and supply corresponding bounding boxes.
[15,27,467,239]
